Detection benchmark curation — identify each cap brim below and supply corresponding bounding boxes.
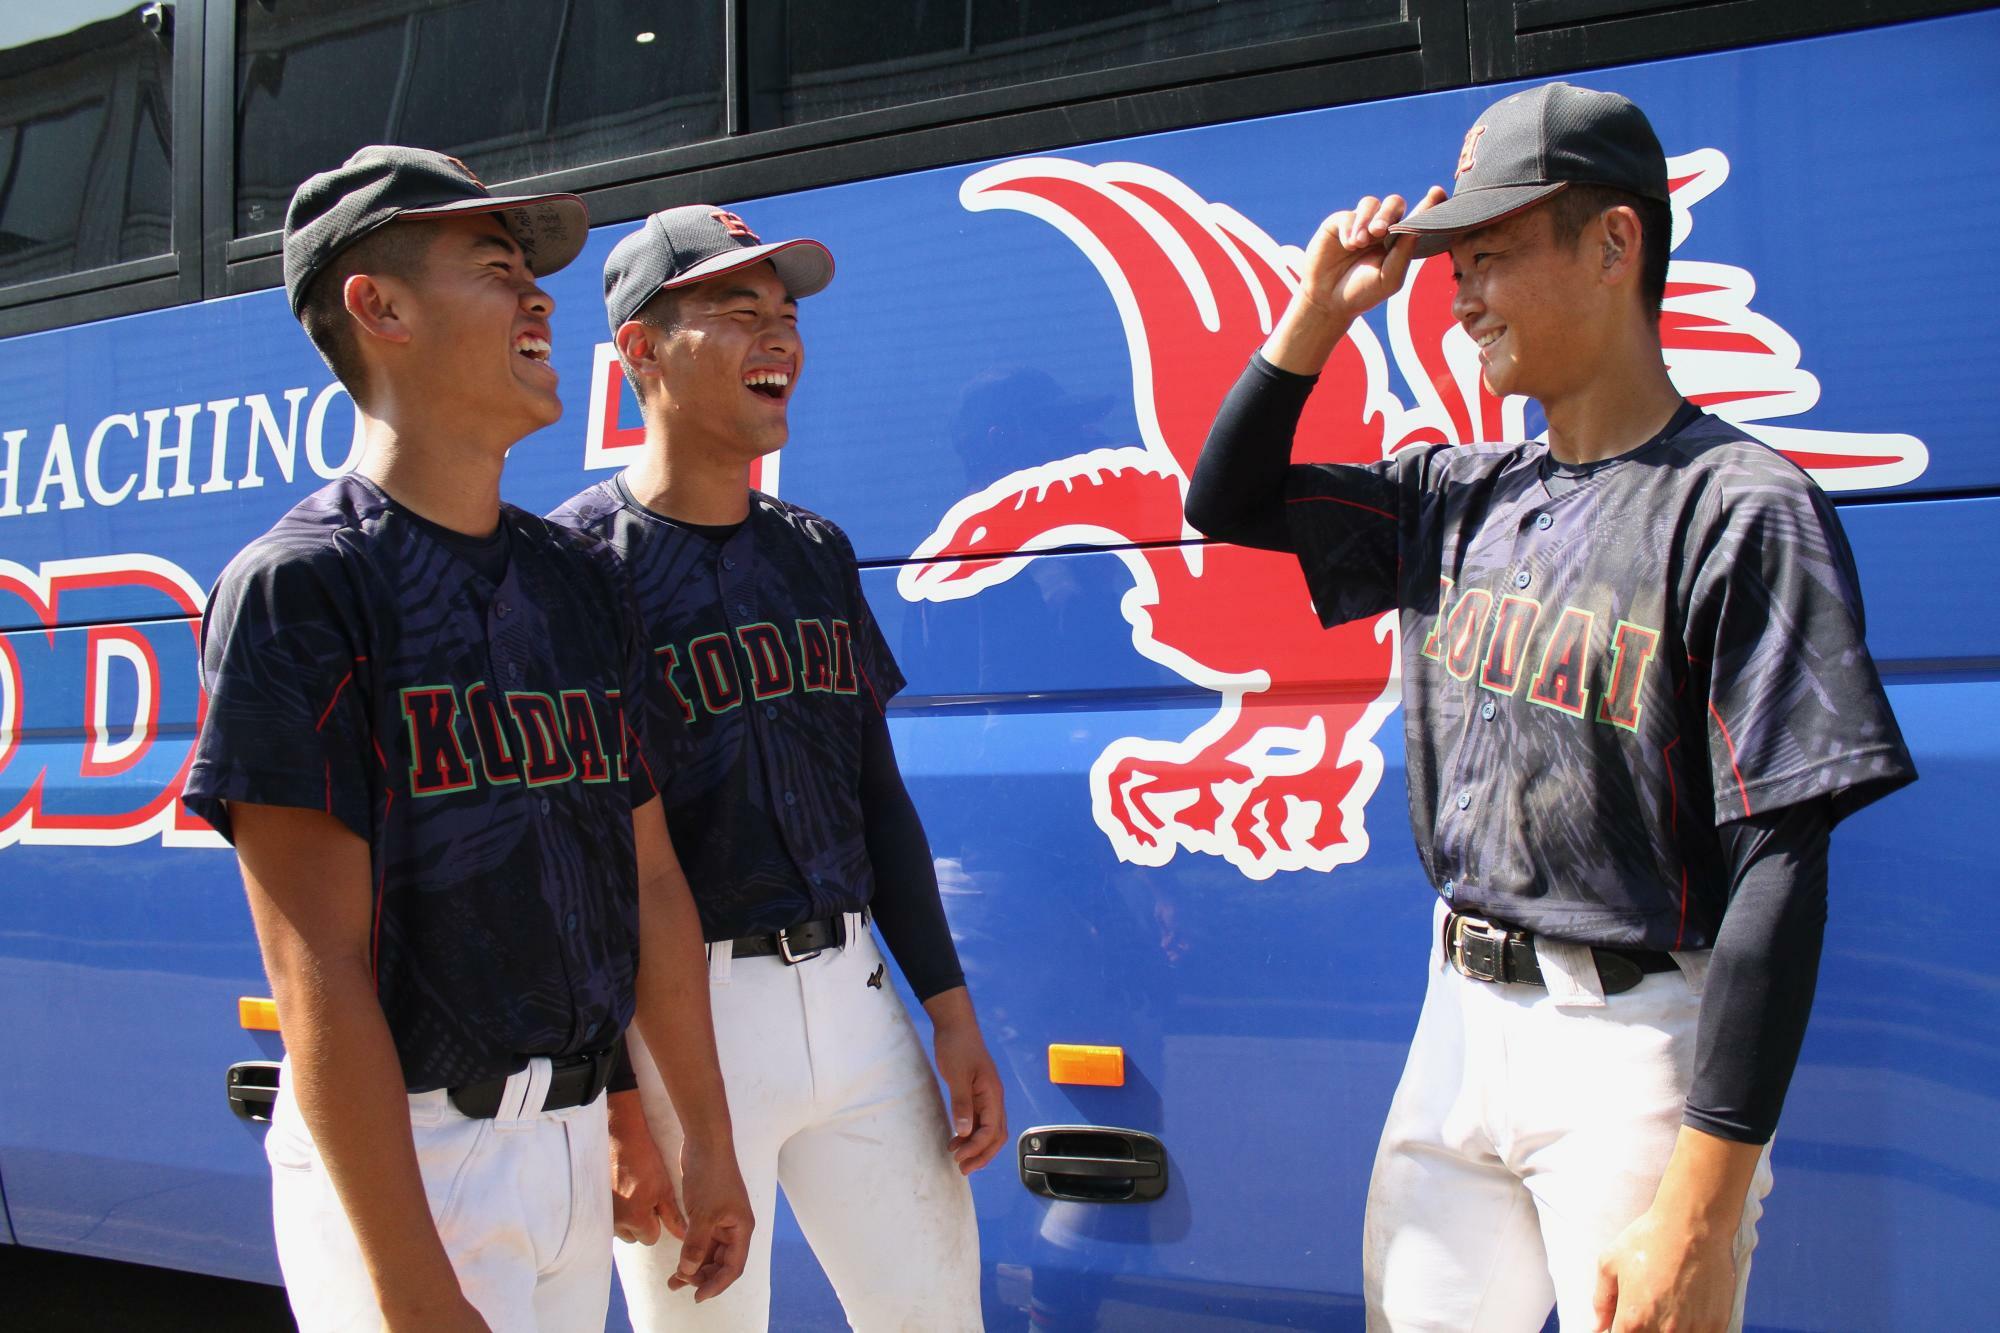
[1387,182,1567,258]
[400,191,589,277]
[658,238,836,301]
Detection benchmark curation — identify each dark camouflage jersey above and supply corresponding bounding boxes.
[549,480,905,942]
[1286,402,1915,950]
[183,475,675,1091]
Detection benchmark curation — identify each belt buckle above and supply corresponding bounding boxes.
[1452,916,1509,984]
[777,927,823,966]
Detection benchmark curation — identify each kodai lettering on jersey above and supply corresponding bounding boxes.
[654,618,858,723]
[1420,579,1662,727]
[400,682,629,796]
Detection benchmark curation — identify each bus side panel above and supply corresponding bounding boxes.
[0,609,279,1279]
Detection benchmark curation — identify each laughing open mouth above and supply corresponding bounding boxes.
[745,369,790,399]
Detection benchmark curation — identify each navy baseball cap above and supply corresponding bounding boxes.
[284,145,588,317]
[602,206,834,335]
[1389,83,1669,258]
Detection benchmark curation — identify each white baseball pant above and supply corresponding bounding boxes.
[617,915,980,1332]
[1363,902,1774,1332]
[265,1057,614,1332]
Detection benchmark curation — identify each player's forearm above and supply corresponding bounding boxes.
[264,944,463,1317]
[632,858,734,1148]
[1683,800,1832,1143]
[1184,354,1315,551]
[1648,1123,1766,1241]
[921,983,980,1034]
[1264,290,1355,376]
[859,713,966,1000]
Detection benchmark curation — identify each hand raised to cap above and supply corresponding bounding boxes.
[1296,186,1450,324]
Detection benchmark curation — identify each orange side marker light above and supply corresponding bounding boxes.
[239,996,280,1032]
[1048,1043,1124,1087]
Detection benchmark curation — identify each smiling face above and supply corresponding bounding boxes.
[1446,203,1610,405]
[638,261,802,462]
[377,213,561,439]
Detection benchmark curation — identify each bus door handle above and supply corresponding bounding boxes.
[227,1061,281,1122]
[1018,1125,1168,1203]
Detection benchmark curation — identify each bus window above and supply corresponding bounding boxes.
[232,0,724,237]
[0,3,174,292]
[747,0,1405,129]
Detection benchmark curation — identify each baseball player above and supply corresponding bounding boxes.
[182,148,753,1332]
[549,205,1004,1330]
[1185,85,1916,1331]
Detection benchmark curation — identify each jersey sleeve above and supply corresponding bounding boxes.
[1684,461,1916,824]
[1282,445,1447,628]
[181,545,374,844]
[832,523,907,712]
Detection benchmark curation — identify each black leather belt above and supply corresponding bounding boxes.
[728,912,857,965]
[447,1045,617,1119]
[1445,911,1678,996]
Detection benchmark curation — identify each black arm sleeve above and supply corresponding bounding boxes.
[1183,352,1319,552]
[860,711,966,1002]
[1682,798,1833,1144]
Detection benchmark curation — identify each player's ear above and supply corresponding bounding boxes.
[343,272,413,348]
[1598,205,1643,292]
[616,319,663,400]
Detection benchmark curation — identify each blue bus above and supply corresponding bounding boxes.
[2,2,1995,1327]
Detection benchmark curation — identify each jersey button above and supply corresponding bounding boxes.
[495,600,512,617]
[1513,570,1531,589]
[1479,699,1496,721]
[1442,878,1456,899]
[1456,791,1471,810]
[783,790,797,806]
[764,705,778,720]
[566,912,578,931]
[539,796,551,815]
[1535,512,1554,531]
[723,557,737,571]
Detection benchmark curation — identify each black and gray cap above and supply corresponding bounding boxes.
[1389,82,1668,258]
[283,145,588,317]
[602,205,834,335]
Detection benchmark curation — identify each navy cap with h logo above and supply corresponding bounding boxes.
[1390,82,1669,257]
[602,206,834,335]
[283,146,588,317]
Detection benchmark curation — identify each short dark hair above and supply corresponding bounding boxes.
[297,219,441,397]
[1547,184,1670,318]
[621,286,686,403]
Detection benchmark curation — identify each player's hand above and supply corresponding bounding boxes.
[1295,186,1449,324]
[607,1089,684,1246]
[1591,1202,1739,1333]
[665,1134,753,1302]
[926,988,1007,1174]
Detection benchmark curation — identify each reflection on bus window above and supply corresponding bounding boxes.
[0,3,173,290]
[748,0,1403,128]
[233,0,725,236]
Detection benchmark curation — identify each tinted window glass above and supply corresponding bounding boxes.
[752,0,1403,127]
[0,3,174,289]
[235,0,725,237]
